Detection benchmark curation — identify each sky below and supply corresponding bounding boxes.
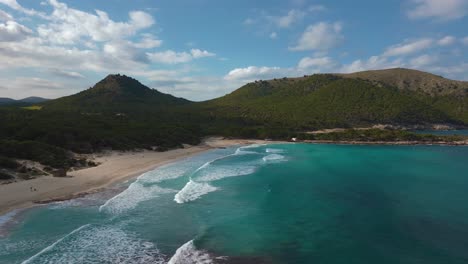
[0,0,467,101]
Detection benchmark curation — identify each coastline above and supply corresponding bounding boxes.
[1,137,465,216]
[0,138,268,216]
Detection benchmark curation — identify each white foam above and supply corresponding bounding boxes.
[196,165,257,182]
[262,154,286,162]
[174,180,218,204]
[0,210,20,230]
[266,148,285,153]
[21,224,91,264]
[22,225,165,264]
[168,240,213,264]
[99,183,176,214]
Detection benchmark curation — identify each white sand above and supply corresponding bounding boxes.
[0,138,269,215]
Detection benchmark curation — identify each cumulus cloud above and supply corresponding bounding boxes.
[275,9,306,28]
[437,36,456,46]
[243,7,326,37]
[37,1,155,45]
[0,9,12,21]
[407,0,468,20]
[297,56,336,70]
[289,22,343,51]
[0,0,41,16]
[409,54,438,67]
[133,33,162,49]
[224,66,287,81]
[190,49,216,59]
[0,20,32,41]
[148,49,215,64]
[382,38,433,57]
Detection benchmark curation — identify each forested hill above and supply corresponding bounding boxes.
[336,68,468,96]
[197,69,467,131]
[44,74,190,112]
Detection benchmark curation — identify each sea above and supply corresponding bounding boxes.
[1,143,468,264]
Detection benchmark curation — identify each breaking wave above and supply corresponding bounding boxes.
[100,183,177,214]
[174,180,218,204]
[196,165,257,182]
[168,240,214,264]
[262,154,286,162]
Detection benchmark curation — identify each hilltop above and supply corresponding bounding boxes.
[335,68,468,96]
[44,74,190,112]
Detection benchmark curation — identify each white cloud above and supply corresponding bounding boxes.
[38,1,155,45]
[147,49,215,64]
[275,9,305,28]
[437,36,456,46]
[133,33,162,49]
[409,54,438,67]
[0,0,40,16]
[289,22,343,51]
[224,66,287,81]
[48,68,85,79]
[407,0,468,20]
[0,20,32,41]
[270,32,278,39]
[190,49,216,58]
[0,9,12,21]
[382,38,433,57]
[297,56,336,70]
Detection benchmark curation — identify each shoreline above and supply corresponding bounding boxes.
[0,138,269,216]
[1,137,466,216]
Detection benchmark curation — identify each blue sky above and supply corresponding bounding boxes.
[0,0,467,100]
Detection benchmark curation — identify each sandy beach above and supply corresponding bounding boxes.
[0,138,268,216]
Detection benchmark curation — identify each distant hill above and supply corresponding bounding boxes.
[0,97,49,105]
[196,68,468,131]
[335,68,468,96]
[44,74,190,112]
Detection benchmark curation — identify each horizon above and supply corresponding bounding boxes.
[0,0,467,100]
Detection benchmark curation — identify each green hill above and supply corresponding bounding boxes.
[195,71,466,132]
[44,74,190,112]
[336,68,468,96]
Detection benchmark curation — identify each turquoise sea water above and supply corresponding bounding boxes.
[1,143,468,264]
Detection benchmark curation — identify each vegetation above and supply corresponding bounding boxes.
[0,69,467,172]
[22,105,43,110]
[297,129,467,143]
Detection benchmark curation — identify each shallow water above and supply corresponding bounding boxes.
[1,144,468,264]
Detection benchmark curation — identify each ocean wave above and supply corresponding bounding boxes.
[99,183,177,214]
[22,224,165,264]
[262,154,286,162]
[0,210,20,230]
[196,165,257,182]
[21,224,91,264]
[174,180,218,204]
[265,148,285,153]
[168,240,214,264]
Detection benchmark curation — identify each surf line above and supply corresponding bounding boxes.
[21,224,91,264]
